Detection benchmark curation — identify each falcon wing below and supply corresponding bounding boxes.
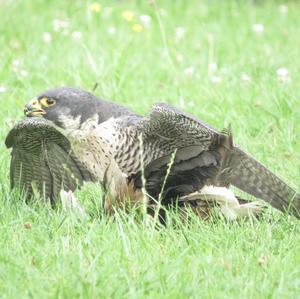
[5,117,94,203]
[134,103,300,218]
[132,103,224,203]
[137,102,217,155]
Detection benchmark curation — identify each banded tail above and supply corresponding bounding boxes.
[229,147,300,218]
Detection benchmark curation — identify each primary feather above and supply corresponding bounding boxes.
[5,117,94,202]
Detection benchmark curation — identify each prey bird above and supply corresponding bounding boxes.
[5,87,300,219]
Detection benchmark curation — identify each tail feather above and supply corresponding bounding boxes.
[229,147,300,218]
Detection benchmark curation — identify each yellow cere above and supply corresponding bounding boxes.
[132,24,143,32]
[122,10,134,22]
[89,3,101,13]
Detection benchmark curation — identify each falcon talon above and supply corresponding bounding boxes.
[5,86,300,221]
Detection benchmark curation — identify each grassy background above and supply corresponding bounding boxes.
[1,0,300,298]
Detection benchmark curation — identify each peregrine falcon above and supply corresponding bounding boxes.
[5,87,300,219]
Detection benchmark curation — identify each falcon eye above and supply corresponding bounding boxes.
[40,97,56,107]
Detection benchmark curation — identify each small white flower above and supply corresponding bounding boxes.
[12,59,20,68]
[276,68,290,82]
[184,66,195,77]
[176,53,184,63]
[175,27,185,41]
[252,23,264,34]
[53,19,69,32]
[71,31,82,41]
[276,68,289,77]
[12,59,20,72]
[241,74,251,81]
[0,86,7,93]
[188,101,195,107]
[279,4,288,14]
[208,62,217,73]
[211,76,222,83]
[20,70,28,77]
[42,32,52,43]
[108,27,116,35]
[139,14,151,26]
[179,96,185,108]
[60,20,69,29]
[53,19,61,31]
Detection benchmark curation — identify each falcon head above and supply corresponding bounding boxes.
[24,87,101,129]
[24,86,137,130]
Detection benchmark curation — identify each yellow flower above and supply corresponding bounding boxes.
[122,10,134,22]
[89,3,101,13]
[132,23,143,32]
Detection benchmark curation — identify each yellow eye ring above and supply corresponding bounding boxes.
[39,97,56,107]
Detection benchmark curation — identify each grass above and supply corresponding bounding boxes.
[1,0,300,298]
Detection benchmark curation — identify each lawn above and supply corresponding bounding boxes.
[1,0,300,298]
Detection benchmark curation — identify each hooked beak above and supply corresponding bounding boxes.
[24,99,46,117]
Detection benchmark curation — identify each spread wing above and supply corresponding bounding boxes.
[133,103,300,218]
[5,117,94,203]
